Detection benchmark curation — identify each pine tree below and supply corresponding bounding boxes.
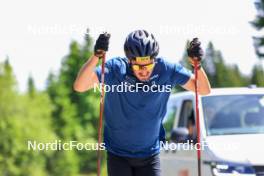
[27,75,36,97]
[251,0,264,58]
[0,59,57,176]
[0,59,19,175]
[203,42,248,87]
[251,63,264,86]
[203,42,217,87]
[46,33,100,174]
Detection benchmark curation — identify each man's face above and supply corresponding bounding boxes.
[130,59,155,81]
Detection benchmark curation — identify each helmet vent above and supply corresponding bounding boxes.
[145,42,150,56]
[143,30,149,37]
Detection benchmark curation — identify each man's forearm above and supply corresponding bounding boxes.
[197,68,211,95]
[73,55,99,92]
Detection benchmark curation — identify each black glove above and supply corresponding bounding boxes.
[187,38,203,61]
[94,32,111,57]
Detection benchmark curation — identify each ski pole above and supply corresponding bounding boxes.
[97,53,106,176]
[194,59,202,176]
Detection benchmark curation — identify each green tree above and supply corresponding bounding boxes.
[203,42,248,87]
[251,63,264,86]
[46,70,81,175]
[203,42,217,86]
[251,0,264,58]
[46,34,101,174]
[27,75,36,97]
[0,60,57,176]
[0,59,19,175]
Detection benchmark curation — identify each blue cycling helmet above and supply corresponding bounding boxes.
[124,30,159,59]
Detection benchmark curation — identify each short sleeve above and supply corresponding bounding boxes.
[95,59,114,85]
[168,63,192,86]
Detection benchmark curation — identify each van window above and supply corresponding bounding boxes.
[202,94,264,135]
[178,100,194,127]
[163,106,177,140]
[178,100,196,141]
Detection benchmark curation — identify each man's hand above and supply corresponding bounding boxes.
[94,32,111,58]
[187,38,203,68]
[182,38,211,95]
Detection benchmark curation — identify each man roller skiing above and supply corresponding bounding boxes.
[74,30,211,176]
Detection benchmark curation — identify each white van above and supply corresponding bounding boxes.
[160,87,264,176]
